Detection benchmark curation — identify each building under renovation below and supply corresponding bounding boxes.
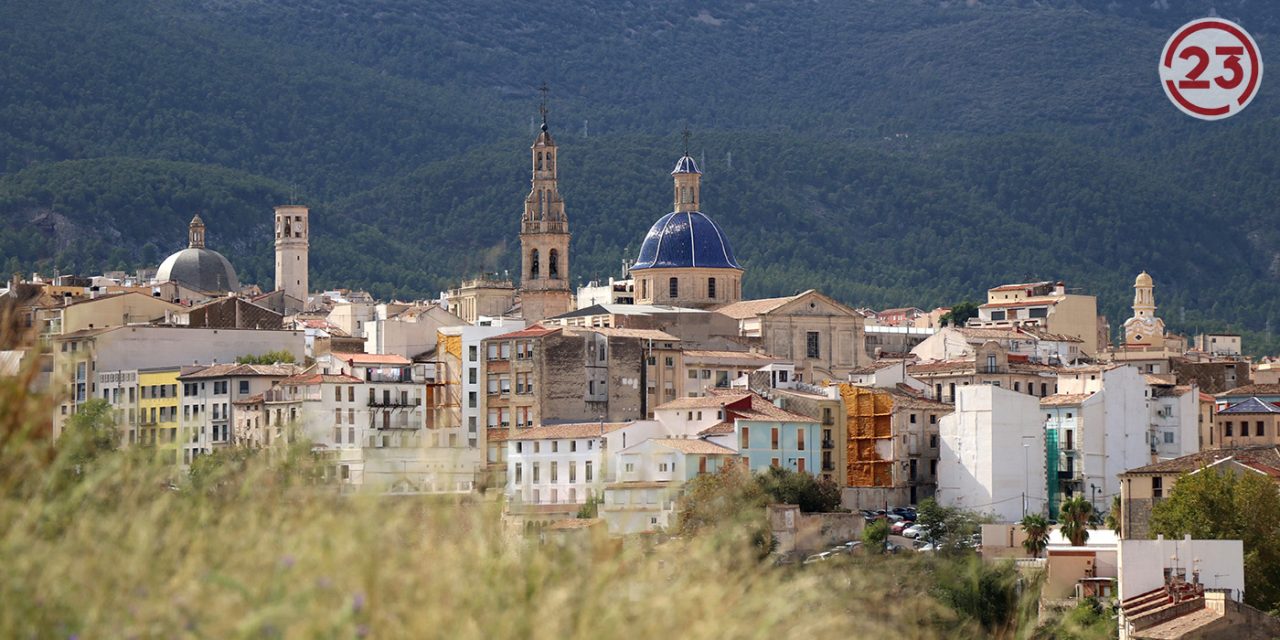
[839,384,952,509]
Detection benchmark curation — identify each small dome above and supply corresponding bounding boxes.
[671,154,701,175]
[632,211,741,271]
[1135,271,1153,287]
[157,247,240,293]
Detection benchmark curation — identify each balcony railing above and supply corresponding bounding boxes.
[822,439,835,449]
[368,399,416,408]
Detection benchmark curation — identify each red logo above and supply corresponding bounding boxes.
[1160,18,1263,121]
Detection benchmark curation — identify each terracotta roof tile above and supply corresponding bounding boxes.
[488,326,562,340]
[1041,393,1095,406]
[712,295,800,320]
[510,422,629,440]
[1217,384,1280,398]
[650,438,737,455]
[179,363,299,379]
[1122,446,1280,475]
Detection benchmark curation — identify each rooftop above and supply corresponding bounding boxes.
[329,352,411,366]
[1218,397,1280,415]
[712,294,801,320]
[178,363,299,379]
[650,438,737,455]
[1217,383,1280,398]
[1041,393,1096,407]
[509,422,630,441]
[1121,446,1280,476]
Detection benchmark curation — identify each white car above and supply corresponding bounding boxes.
[803,552,833,564]
[902,524,924,539]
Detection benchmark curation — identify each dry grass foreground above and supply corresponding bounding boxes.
[0,319,1078,639]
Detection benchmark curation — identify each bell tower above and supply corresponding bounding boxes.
[1124,271,1165,347]
[274,204,310,313]
[518,85,573,322]
[188,214,206,248]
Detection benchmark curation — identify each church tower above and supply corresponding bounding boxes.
[518,89,573,322]
[274,204,310,312]
[1124,271,1165,347]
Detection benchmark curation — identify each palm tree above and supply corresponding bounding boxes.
[1104,494,1122,536]
[1021,514,1049,558]
[1060,496,1094,546]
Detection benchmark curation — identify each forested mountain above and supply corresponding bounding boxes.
[3,0,1280,351]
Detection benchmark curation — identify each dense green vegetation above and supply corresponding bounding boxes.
[4,0,1280,352]
[1150,466,1280,613]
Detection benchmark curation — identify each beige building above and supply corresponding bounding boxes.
[47,291,182,336]
[969,280,1100,355]
[1213,397,1280,447]
[714,289,868,383]
[1119,446,1280,540]
[838,383,952,508]
[447,276,516,325]
[518,111,575,322]
[629,152,744,309]
[909,341,1062,403]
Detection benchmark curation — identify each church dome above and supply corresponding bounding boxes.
[157,248,240,293]
[1135,271,1153,287]
[632,211,742,271]
[156,214,240,293]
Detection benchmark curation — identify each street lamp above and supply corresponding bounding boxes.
[1090,483,1099,513]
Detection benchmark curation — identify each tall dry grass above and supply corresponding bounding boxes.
[0,313,1083,639]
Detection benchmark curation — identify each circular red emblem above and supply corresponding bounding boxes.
[1160,18,1263,121]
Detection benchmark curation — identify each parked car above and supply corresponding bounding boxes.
[884,542,904,554]
[840,540,863,552]
[885,513,905,524]
[803,552,833,565]
[916,542,938,552]
[902,524,924,539]
[890,520,914,535]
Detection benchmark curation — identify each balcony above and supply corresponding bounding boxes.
[368,398,416,408]
[822,461,835,472]
[822,439,835,449]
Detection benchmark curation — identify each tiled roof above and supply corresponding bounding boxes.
[886,390,954,411]
[330,352,411,365]
[278,373,364,385]
[681,349,784,361]
[990,281,1055,292]
[657,394,750,411]
[1144,373,1178,386]
[848,360,907,375]
[650,438,737,455]
[907,359,974,374]
[1041,393,1095,406]
[1217,384,1280,398]
[731,393,818,423]
[1218,397,1280,415]
[179,363,299,379]
[712,295,801,320]
[566,327,679,341]
[979,297,1062,309]
[488,325,561,340]
[509,422,629,441]
[956,327,1026,341]
[232,393,264,404]
[697,421,736,435]
[1121,446,1280,475]
[1017,327,1083,343]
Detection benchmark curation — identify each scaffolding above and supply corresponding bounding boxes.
[840,385,894,487]
[1046,428,1059,520]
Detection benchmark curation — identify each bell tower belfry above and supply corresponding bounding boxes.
[1124,271,1165,347]
[518,85,573,322]
[274,204,310,313]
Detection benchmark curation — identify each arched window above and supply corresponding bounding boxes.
[669,277,679,299]
[549,249,560,279]
[536,152,543,170]
[530,249,540,279]
[708,277,717,299]
[546,152,554,171]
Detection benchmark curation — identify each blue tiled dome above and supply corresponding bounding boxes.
[632,211,742,270]
[672,154,701,175]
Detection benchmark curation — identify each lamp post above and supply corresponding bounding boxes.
[1090,483,1099,514]
[1023,443,1030,519]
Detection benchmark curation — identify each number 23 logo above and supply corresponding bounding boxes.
[1177,46,1245,90]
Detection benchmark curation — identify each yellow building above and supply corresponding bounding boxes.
[969,281,1100,356]
[138,367,182,465]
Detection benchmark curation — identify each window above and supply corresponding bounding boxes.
[1152,476,1164,498]
[910,413,917,424]
[708,277,716,299]
[468,345,477,362]
[624,462,635,473]
[1259,421,1267,437]
[468,392,477,409]
[550,462,558,483]
[1225,421,1233,436]
[771,458,780,468]
[929,414,937,424]
[585,461,593,482]
[668,277,679,299]
[532,463,540,483]
[335,408,342,424]
[797,430,805,451]
[806,332,820,359]
[349,386,355,402]
[549,249,559,279]
[739,427,750,449]
[514,463,522,484]
[334,427,342,444]
[659,462,670,473]
[986,354,997,372]
[688,369,698,379]
[1163,431,1174,444]
[771,428,779,450]
[929,434,938,448]
[569,462,577,483]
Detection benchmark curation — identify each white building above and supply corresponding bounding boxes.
[576,277,634,308]
[911,326,1082,365]
[364,302,465,358]
[1046,365,1153,514]
[178,363,299,466]
[436,319,526,448]
[937,385,1046,523]
[505,420,668,524]
[1145,375,1200,461]
[601,437,736,535]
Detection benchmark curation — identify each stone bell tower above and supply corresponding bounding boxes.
[518,86,573,322]
[274,204,310,312]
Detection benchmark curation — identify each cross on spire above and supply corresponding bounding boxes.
[682,126,692,155]
[538,82,550,129]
